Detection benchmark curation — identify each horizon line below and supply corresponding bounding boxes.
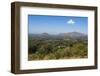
[28,31,88,35]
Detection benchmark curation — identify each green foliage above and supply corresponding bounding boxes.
[28,39,88,60]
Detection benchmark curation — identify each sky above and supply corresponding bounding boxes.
[28,15,88,34]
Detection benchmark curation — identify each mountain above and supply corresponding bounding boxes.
[29,32,87,40]
[41,33,49,35]
[59,32,87,37]
[58,32,87,40]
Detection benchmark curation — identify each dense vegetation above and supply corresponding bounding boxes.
[28,33,88,60]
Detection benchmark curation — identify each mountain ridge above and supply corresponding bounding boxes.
[29,32,87,40]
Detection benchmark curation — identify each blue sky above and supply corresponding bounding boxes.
[28,15,88,34]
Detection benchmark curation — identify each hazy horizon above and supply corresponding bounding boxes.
[29,31,87,34]
[28,15,88,35]
[29,31,88,36]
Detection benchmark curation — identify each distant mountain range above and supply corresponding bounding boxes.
[29,32,87,40]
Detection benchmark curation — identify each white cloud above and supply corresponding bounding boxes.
[67,19,75,25]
